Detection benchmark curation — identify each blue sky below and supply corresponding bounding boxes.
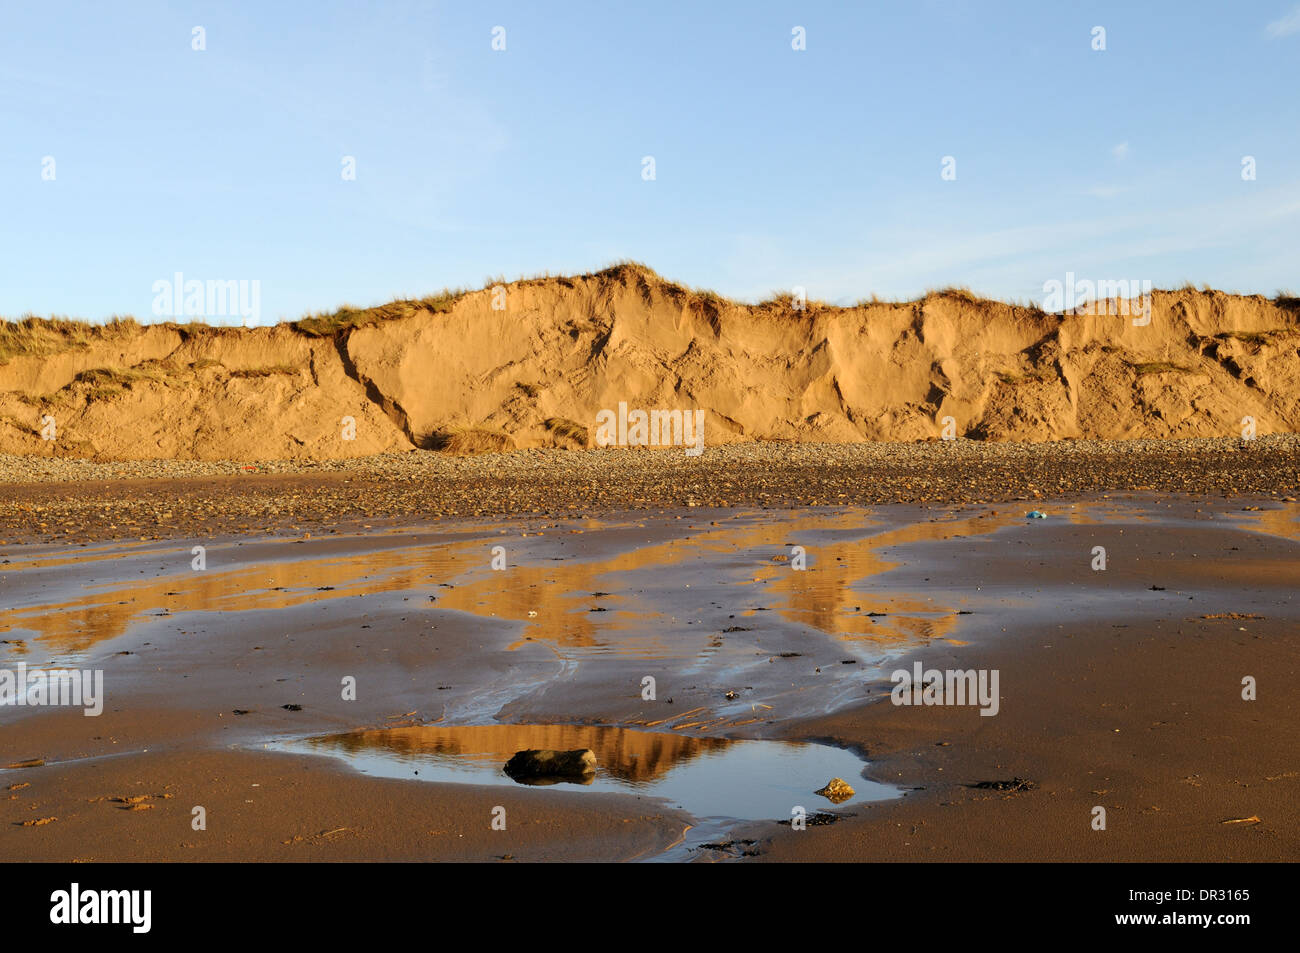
[2,0,1298,324]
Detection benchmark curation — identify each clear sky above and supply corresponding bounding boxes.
[2,0,1298,324]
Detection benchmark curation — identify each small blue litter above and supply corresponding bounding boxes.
[1026,510,1046,519]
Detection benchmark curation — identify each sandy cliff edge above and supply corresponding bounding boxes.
[2,263,1297,461]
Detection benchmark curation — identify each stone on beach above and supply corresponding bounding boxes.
[815,777,855,803]
[503,748,597,782]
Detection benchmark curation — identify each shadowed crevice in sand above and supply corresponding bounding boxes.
[332,329,418,447]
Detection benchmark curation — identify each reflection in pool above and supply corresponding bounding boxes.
[274,722,895,821]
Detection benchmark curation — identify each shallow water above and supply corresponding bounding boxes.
[0,508,1021,658]
[3,500,1295,731]
[272,722,893,821]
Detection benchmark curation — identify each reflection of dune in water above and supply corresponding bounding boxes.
[0,538,478,656]
[2,505,1033,662]
[750,509,1026,643]
[431,509,1020,654]
[284,721,895,820]
[1232,503,1300,542]
[0,538,176,573]
[309,723,733,784]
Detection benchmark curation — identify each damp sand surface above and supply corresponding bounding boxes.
[1,495,1297,861]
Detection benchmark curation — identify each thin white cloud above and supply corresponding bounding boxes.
[1088,185,1124,199]
[753,183,1300,303]
[1267,4,1300,36]
[1112,142,1130,160]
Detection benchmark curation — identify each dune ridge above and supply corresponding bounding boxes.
[2,263,1298,461]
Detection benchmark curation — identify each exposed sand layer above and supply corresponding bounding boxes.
[2,499,1296,862]
[3,264,1298,460]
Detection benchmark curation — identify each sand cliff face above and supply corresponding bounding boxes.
[2,265,1297,461]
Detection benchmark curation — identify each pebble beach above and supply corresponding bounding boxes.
[2,436,1296,544]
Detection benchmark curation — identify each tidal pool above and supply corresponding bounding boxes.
[273,722,896,821]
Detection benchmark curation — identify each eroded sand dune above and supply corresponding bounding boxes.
[2,264,1297,461]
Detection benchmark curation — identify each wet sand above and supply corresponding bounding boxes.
[751,612,1299,862]
[750,513,1300,862]
[1,495,1297,862]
